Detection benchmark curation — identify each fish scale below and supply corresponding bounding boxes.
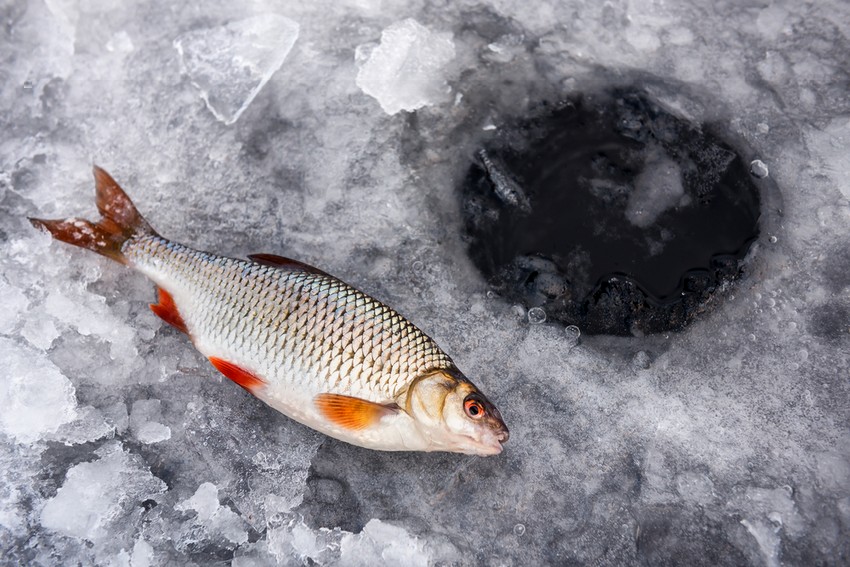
[126,234,454,401]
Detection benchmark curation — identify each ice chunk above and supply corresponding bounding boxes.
[44,289,138,361]
[339,519,430,567]
[740,518,781,567]
[21,315,60,350]
[176,482,249,546]
[40,443,166,542]
[355,19,455,115]
[625,149,686,228]
[0,280,28,334]
[0,338,77,443]
[49,405,114,445]
[174,14,300,125]
[129,399,171,444]
[750,159,770,179]
[131,539,155,567]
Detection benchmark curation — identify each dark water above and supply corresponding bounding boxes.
[461,90,761,335]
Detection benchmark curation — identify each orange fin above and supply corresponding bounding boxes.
[209,357,266,392]
[315,393,399,430]
[149,287,188,334]
[248,253,332,277]
[28,166,156,265]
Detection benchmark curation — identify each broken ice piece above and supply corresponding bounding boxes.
[129,399,171,444]
[174,14,299,125]
[355,18,455,115]
[40,442,166,542]
[0,337,77,443]
[177,482,249,546]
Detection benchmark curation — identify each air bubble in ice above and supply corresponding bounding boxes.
[564,324,581,345]
[750,159,769,179]
[268,512,284,529]
[174,14,300,125]
[528,307,546,324]
[513,523,526,536]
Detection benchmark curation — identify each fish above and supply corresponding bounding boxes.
[477,149,531,212]
[30,167,509,456]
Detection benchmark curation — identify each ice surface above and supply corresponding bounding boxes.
[174,14,300,125]
[355,18,456,115]
[2,0,850,564]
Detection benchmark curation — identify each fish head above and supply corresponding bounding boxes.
[405,369,509,456]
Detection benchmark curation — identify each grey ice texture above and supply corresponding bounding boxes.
[1,0,849,566]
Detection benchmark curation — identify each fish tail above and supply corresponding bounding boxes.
[29,166,156,265]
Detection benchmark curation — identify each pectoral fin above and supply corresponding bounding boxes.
[315,393,399,430]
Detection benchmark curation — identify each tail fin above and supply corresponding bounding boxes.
[29,166,156,265]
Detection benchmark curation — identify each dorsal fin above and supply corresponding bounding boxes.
[248,253,332,277]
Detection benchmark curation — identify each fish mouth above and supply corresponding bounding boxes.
[468,427,509,456]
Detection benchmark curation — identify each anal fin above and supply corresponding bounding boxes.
[209,357,266,392]
[315,393,399,430]
[150,287,188,334]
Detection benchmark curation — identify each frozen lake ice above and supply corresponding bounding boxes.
[1,0,849,565]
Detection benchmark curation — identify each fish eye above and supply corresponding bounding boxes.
[464,398,486,419]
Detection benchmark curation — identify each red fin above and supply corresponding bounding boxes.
[314,393,398,430]
[29,166,156,264]
[209,357,266,392]
[248,253,332,277]
[149,287,188,334]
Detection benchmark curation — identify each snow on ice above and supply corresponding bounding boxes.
[1,0,849,565]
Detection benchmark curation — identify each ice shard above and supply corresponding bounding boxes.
[174,14,299,125]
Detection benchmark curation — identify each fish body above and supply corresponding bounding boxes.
[31,167,508,455]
